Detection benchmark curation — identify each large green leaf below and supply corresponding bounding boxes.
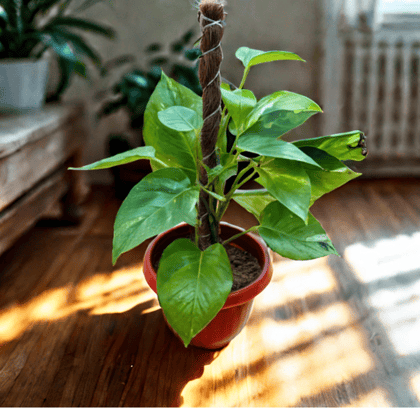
[68,146,165,171]
[300,147,361,205]
[112,168,199,264]
[236,47,305,69]
[255,158,311,222]
[158,106,202,132]
[143,72,202,182]
[221,88,257,134]
[233,189,276,218]
[258,201,339,260]
[293,131,367,162]
[237,136,321,168]
[157,238,233,347]
[241,91,322,140]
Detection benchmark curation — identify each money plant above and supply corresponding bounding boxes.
[71,0,367,347]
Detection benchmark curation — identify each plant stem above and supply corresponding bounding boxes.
[238,68,249,89]
[221,225,259,247]
[216,164,257,223]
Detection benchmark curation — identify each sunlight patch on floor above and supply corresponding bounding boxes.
[343,388,391,407]
[0,265,156,344]
[269,326,375,406]
[368,284,420,356]
[257,257,338,310]
[345,233,420,357]
[410,371,420,402]
[344,232,420,283]
[258,302,355,353]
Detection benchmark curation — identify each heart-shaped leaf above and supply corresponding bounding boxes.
[68,146,163,170]
[112,168,199,264]
[143,71,202,182]
[157,239,233,347]
[236,47,305,69]
[293,131,367,162]
[255,158,311,222]
[258,201,339,260]
[158,106,202,132]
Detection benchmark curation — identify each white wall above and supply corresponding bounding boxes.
[63,0,323,184]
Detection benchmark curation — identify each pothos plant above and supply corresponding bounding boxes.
[71,46,367,347]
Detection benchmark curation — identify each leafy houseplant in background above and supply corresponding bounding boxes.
[0,0,115,111]
[71,0,368,349]
[95,29,202,198]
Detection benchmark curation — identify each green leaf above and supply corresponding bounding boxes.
[233,189,276,218]
[184,48,201,61]
[37,32,79,64]
[242,91,322,139]
[221,81,231,92]
[46,26,102,66]
[237,136,321,168]
[47,17,115,39]
[258,201,339,260]
[293,131,368,162]
[207,153,238,185]
[68,146,163,170]
[143,71,202,182]
[221,88,257,134]
[112,168,199,264]
[158,106,202,132]
[124,73,149,88]
[236,47,305,69]
[255,158,311,222]
[157,239,233,347]
[299,147,361,205]
[208,152,238,195]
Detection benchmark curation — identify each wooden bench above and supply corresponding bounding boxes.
[0,103,89,257]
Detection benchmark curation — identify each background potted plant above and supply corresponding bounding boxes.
[71,0,368,349]
[94,29,202,198]
[0,0,115,111]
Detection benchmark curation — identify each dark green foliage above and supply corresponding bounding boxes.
[96,29,202,130]
[0,0,116,100]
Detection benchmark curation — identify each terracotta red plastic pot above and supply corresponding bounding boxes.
[143,222,273,350]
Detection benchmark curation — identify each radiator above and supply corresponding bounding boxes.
[322,0,420,176]
[341,30,420,159]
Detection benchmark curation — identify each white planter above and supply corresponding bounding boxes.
[0,58,49,112]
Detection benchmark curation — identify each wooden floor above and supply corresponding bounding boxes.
[1,178,420,407]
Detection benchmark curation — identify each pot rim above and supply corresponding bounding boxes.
[143,222,273,309]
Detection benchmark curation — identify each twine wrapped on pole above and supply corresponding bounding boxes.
[197,0,226,250]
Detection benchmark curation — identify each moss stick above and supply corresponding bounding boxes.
[197,0,226,250]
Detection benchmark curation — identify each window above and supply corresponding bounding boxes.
[375,0,420,29]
